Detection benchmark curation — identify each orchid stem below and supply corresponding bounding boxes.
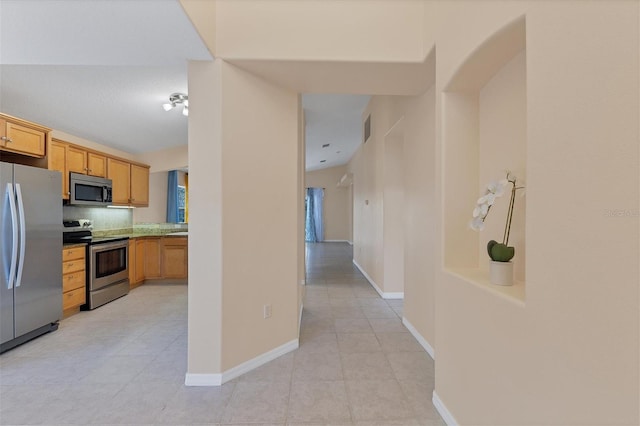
[502,181,516,245]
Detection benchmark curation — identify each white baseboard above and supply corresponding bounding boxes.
[300,279,306,286]
[383,292,404,299]
[221,338,299,384]
[185,373,222,386]
[185,338,299,387]
[352,260,404,300]
[347,240,353,245]
[402,317,435,360]
[323,239,350,243]
[432,391,458,426]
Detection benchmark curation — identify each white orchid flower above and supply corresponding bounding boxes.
[469,216,485,231]
[487,180,507,197]
[470,171,525,238]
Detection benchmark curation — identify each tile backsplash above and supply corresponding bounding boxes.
[63,206,188,236]
[63,206,132,231]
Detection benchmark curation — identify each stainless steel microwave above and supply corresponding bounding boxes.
[69,172,113,206]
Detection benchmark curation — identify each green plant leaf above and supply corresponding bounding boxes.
[490,243,515,262]
[487,240,498,258]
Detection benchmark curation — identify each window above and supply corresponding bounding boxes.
[177,185,186,223]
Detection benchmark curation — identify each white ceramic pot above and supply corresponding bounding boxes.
[490,261,514,286]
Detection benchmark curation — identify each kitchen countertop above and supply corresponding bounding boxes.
[92,227,188,239]
[103,233,188,240]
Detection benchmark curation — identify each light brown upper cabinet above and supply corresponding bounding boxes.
[107,157,131,205]
[48,139,112,200]
[86,152,107,177]
[67,145,107,178]
[130,164,149,207]
[48,139,69,198]
[66,145,88,175]
[0,113,50,158]
[107,158,150,207]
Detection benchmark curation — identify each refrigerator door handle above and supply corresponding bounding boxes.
[4,183,18,289]
[14,184,26,288]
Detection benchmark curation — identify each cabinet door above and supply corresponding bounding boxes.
[0,118,6,142]
[2,121,46,157]
[107,158,131,205]
[162,238,188,279]
[144,239,162,279]
[67,145,88,174]
[48,140,68,199]
[135,239,146,283]
[87,152,106,177]
[128,240,135,285]
[130,164,149,207]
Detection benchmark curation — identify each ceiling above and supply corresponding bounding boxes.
[0,0,369,170]
[303,94,369,171]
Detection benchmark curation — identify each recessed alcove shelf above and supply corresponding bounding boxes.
[443,16,527,304]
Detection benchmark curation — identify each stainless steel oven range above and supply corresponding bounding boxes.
[63,222,129,310]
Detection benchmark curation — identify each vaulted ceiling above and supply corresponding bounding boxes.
[0,0,369,170]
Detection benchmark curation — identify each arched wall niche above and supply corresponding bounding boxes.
[442,15,527,302]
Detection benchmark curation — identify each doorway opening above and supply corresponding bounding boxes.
[305,187,324,242]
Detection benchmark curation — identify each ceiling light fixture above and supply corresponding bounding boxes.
[162,93,189,116]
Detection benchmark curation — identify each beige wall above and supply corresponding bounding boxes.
[219,60,299,370]
[434,2,638,425]
[305,165,351,242]
[349,90,435,300]
[187,58,300,379]
[400,86,437,353]
[133,171,168,223]
[133,170,187,224]
[183,1,639,424]
[298,98,306,320]
[51,129,137,161]
[349,96,395,290]
[187,60,222,378]
[136,145,188,173]
[213,0,426,62]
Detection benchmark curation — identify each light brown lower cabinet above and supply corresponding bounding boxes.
[162,238,188,279]
[129,236,186,287]
[62,245,86,317]
[144,238,162,279]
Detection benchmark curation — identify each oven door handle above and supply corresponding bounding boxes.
[90,240,129,253]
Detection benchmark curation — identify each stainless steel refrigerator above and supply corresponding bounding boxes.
[1,162,62,353]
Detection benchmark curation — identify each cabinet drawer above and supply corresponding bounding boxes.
[63,260,85,274]
[63,272,85,292]
[63,287,85,310]
[63,246,85,262]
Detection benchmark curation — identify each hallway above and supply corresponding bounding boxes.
[297,242,443,424]
[0,243,442,425]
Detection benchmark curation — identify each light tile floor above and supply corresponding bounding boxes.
[0,242,443,425]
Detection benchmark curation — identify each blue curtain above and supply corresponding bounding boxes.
[305,188,324,242]
[166,170,179,223]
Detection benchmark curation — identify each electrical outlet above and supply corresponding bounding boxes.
[263,304,272,319]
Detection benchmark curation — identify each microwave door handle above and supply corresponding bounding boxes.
[4,183,18,289]
[103,186,108,202]
[14,184,26,288]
